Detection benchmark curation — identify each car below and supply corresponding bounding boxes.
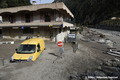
[10,38,45,62]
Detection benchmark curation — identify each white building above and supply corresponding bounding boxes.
[0,2,74,42]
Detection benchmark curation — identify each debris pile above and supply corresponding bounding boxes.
[81,27,106,42]
[80,27,115,48]
[69,58,120,80]
[104,48,120,57]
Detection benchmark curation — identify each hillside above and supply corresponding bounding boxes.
[54,0,120,25]
[0,0,31,8]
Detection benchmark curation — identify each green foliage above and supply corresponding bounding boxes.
[0,0,8,8]
[79,26,83,33]
[0,0,31,8]
[100,19,120,26]
[59,0,120,25]
[76,24,83,32]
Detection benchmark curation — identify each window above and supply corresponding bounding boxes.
[9,15,13,23]
[45,13,51,22]
[25,14,30,23]
[37,44,40,51]
[16,45,36,54]
[23,28,34,34]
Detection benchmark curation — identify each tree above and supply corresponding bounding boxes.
[0,0,31,8]
[60,0,120,25]
[0,0,8,8]
[7,0,18,7]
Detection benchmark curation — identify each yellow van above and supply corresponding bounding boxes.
[10,38,45,62]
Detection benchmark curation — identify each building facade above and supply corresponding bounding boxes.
[0,2,74,42]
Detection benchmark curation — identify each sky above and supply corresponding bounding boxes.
[30,0,54,4]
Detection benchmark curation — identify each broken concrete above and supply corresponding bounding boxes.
[81,27,107,43]
[69,58,120,80]
[104,48,120,57]
[98,38,106,43]
[106,39,114,48]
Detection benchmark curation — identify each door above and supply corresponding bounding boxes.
[44,27,50,39]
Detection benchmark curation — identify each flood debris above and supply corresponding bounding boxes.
[104,48,120,57]
[106,39,114,48]
[80,28,116,49]
[80,27,106,43]
[98,38,106,43]
[69,58,120,80]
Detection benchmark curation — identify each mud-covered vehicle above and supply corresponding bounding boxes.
[67,27,77,42]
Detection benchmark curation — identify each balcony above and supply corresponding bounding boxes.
[0,21,73,28]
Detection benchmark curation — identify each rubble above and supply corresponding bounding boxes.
[81,27,106,43]
[106,39,114,48]
[98,38,106,43]
[69,58,120,80]
[80,28,116,49]
[104,48,120,57]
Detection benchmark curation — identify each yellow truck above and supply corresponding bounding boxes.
[10,38,45,62]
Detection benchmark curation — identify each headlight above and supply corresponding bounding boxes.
[11,56,14,61]
[27,56,33,61]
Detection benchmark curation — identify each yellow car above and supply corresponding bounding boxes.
[10,38,45,62]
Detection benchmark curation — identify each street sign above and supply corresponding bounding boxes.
[57,41,63,47]
[62,24,63,28]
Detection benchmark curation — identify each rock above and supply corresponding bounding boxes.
[99,34,105,38]
[106,39,114,48]
[103,60,113,67]
[98,38,106,43]
[112,62,118,67]
[94,70,106,76]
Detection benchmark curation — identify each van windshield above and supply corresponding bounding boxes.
[16,45,36,54]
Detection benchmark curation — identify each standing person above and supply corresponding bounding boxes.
[72,41,78,53]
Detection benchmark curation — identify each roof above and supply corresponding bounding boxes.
[21,38,43,45]
[0,2,74,18]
